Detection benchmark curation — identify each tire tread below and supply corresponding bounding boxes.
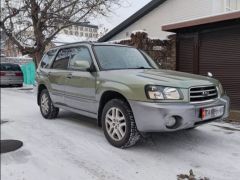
[40,89,59,119]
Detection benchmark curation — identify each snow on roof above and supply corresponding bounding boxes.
[53,34,97,46]
[131,30,148,35]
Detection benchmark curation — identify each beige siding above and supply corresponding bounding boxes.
[109,0,225,41]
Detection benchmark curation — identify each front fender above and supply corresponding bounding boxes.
[96,81,135,102]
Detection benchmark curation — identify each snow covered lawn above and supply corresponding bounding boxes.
[1,87,240,180]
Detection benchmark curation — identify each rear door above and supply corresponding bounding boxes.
[64,46,97,113]
[48,48,72,105]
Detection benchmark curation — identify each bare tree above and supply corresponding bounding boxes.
[98,24,109,38]
[0,0,120,65]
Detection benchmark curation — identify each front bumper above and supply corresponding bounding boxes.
[129,95,230,132]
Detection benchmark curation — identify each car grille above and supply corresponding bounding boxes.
[190,86,218,103]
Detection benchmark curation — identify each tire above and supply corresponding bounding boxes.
[102,99,141,148]
[39,89,59,119]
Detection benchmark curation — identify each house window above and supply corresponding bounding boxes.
[69,31,73,35]
[75,26,78,30]
[75,31,79,36]
[80,27,83,31]
[85,33,88,37]
[89,33,92,37]
[225,0,240,11]
[80,32,83,36]
[85,27,88,31]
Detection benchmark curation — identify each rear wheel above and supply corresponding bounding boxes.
[40,89,59,119]
[102,99,141,148]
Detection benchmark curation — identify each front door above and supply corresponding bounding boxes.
[64,46,97,113]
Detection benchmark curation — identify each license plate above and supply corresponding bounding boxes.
[201,106,224,120]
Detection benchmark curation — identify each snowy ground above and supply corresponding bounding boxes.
[1,87,240,180]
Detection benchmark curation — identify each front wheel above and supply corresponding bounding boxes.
[102,99,141,148]
[40,89,59,119]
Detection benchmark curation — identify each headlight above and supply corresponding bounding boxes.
[145,85,182,100]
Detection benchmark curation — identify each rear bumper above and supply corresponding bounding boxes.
[0,79,23,85]
[129,95,230,132]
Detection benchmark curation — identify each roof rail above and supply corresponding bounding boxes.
[55,41,96,48]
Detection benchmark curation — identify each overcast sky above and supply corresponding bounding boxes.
[92,0,152,31]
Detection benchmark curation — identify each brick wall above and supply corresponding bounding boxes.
[116,32,176,70]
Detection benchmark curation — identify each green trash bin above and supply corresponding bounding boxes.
[20,61,36,85]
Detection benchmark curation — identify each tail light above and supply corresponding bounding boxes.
[15,72,23,76]
[0,72,6,76]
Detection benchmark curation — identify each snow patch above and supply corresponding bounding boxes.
[131,30,148,35]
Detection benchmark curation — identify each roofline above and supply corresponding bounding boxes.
[54,41,95,48]
[74,23,98,29]
[162,11,240,32]
[98,0,167,42]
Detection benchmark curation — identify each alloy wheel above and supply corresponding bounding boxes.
[105,107,127,141]
[41,93,49,115]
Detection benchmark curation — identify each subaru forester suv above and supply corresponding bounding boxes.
[36,42,230,148]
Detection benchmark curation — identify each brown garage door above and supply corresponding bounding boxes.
[199,26,240,110]
[177,35,194,74]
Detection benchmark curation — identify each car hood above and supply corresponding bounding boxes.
[98,69,219,88]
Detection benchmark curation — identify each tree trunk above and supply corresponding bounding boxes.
[35,51,44,67]
[29,50,44,68]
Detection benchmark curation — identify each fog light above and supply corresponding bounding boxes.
[166,116,177,128]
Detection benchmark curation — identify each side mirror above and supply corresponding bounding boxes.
[71,60,90,71]
[208,72,213,77]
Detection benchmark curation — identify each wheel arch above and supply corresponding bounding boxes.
[97,90,132,127]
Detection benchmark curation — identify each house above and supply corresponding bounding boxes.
[162,11,240,110]
[99,0,240,42]
[59,23,98,39]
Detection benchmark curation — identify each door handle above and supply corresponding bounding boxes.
[66,73,73,79]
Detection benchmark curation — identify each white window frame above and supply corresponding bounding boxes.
[225,0,240,11]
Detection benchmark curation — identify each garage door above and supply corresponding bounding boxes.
[199,26,240,110]
[177,35,195,74]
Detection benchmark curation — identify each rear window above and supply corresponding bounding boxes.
[0,63,21,71]
[40,49,58,68]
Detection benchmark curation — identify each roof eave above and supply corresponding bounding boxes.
[162,11,240,32]
[98,0,167,42]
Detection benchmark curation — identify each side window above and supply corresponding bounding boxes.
[69,47,92,71]
[40,49,57,68]
[52,48,73,70]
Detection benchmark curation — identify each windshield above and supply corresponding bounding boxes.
[94,45,156,70]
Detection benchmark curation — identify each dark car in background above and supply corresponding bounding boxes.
[0,63,23,87]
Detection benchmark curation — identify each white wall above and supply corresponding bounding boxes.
[109,0,226,41]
